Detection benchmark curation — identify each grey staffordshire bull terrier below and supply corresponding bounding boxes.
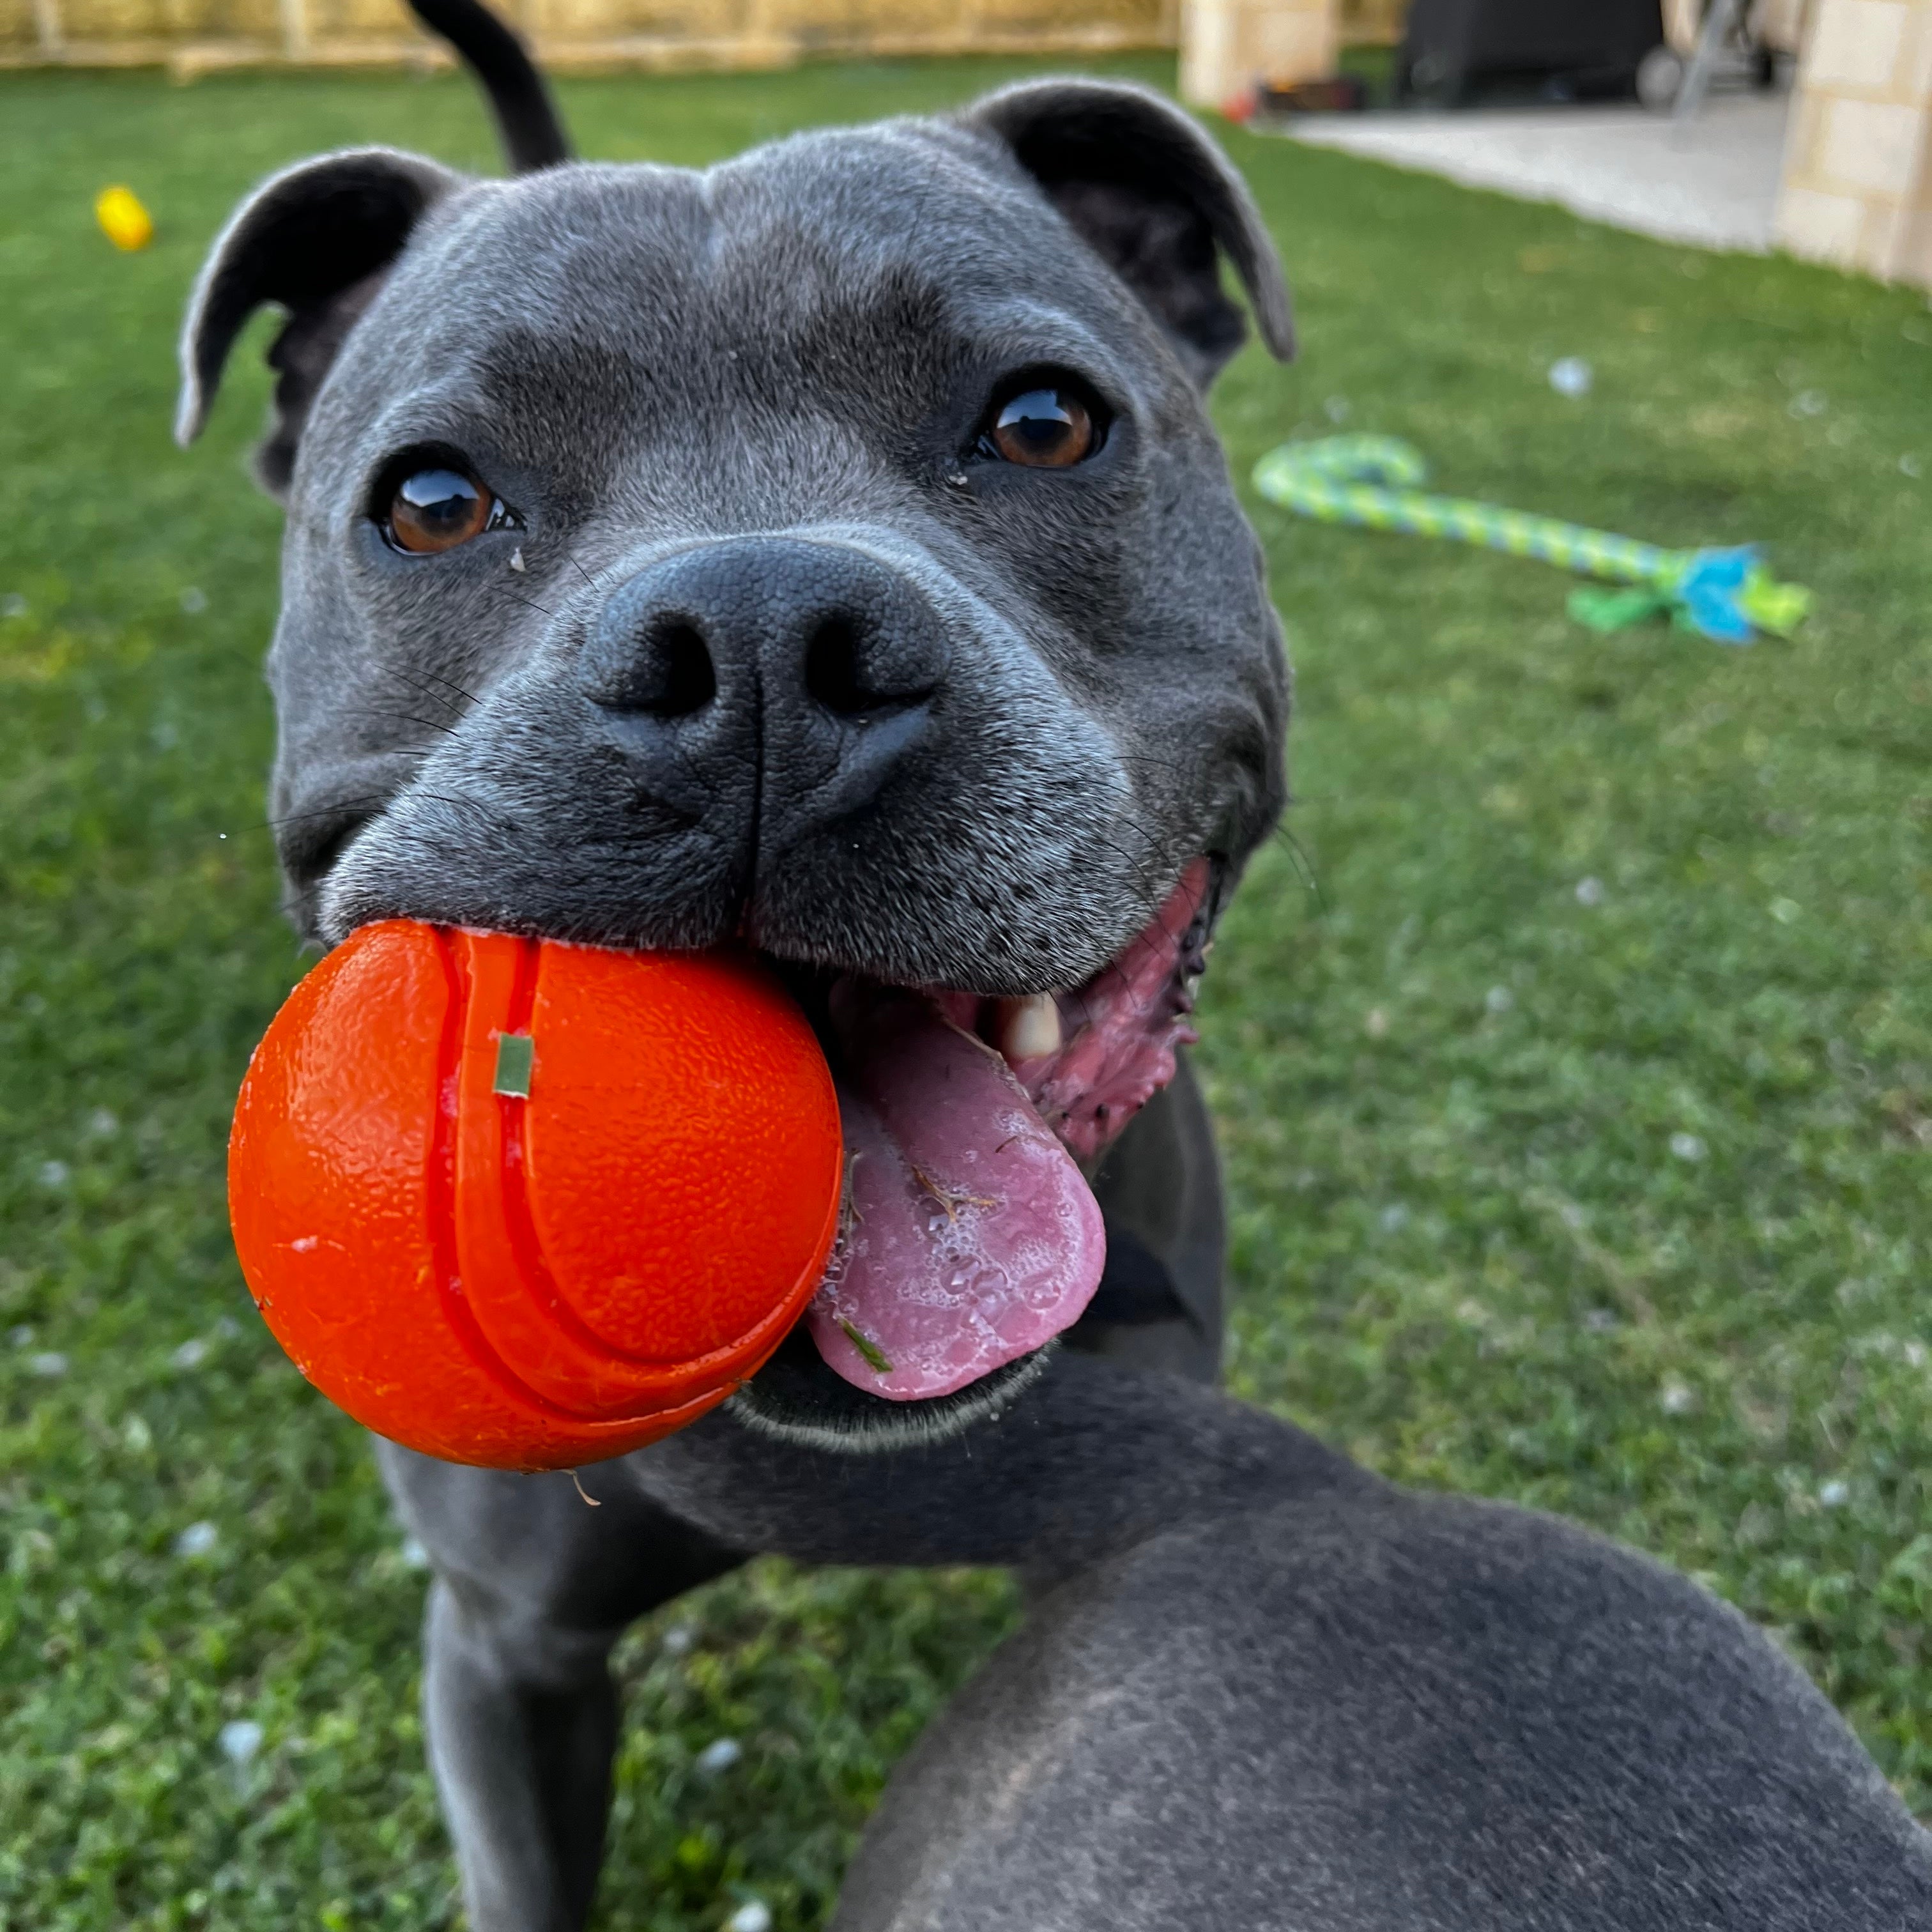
[178,6,1932,1926]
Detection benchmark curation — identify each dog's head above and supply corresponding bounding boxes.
[182,79,1292,1448]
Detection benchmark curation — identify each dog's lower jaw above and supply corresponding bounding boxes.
[728,1331,1057,1453]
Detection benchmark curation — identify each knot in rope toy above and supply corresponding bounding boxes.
[1252,436,1811,647]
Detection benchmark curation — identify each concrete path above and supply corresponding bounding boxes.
[1276,95,1791,253]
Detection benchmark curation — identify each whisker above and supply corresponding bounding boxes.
[261,796,387,831]
[1271,823,1324,906]
[408,789,525,836]
[395,666,484,712]
[346,709,464,740]
[213,796,390,845]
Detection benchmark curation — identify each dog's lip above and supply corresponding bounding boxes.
[767,859,1216,1112]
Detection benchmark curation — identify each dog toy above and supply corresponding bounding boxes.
[1253,436,1811,645]
[229,923,843,1470]
[95,185,154,252]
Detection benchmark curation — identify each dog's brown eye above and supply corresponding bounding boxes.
[985,388,1096,469]
[386,468,496,554]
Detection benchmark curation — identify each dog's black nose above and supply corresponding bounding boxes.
[580,535,951,850]
[583,539,951,717]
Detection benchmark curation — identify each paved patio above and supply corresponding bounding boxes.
[1275,94,1792,254]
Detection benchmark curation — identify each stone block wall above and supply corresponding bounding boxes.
[1177,0,1333,105]
[1775,0,1932,288]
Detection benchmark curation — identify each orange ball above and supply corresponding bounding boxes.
[229,923,843,1470]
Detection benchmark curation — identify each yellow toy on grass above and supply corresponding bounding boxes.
[95,186,154,252]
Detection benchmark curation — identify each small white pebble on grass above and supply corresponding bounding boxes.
[1903,455,1924,479]
[1484,985,1514,1015]
[1660,1380,1697,1416]
[172,1338,210,1370]
[180,586,208,615]
[1770,898,1800,924]
[1669,1132,1707,1163]
[1574,877,1605,907]
[38,1160,70,1189]
[174,1521,218,1559]
[9,1324,35,1348]
[1548,356,1592,397]
[1363,1007,1389,1039]
[662,1624,696,1656]
[726,1903,772,1932]
[1818,1480,1850,1508]
[216,1315,241,1339]
[1,592,26,619]
[84,1108,119,1138]
[1788,390,1827,418]
[401,1537,431,1570]
[29,1352,68,1378]
[220,1720,264,1765]
[1379,1204,1410,1233]
[1583,1310,1619,1334]
[695,1737,742,1775]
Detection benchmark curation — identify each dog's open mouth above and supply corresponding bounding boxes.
[790,857,1213,1402]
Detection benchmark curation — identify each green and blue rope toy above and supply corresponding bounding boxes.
[1252,436,1811,647]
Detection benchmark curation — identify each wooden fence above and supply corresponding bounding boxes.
[1,0,1184,75]
[1,0,1406,75]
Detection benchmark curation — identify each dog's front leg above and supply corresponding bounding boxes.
[379,1444,744,1931]
[421,1575,622,1932]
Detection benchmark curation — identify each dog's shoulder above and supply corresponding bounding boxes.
[836,1483,1932,1932]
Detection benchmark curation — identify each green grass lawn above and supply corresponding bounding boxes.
[3,56,1930,1932]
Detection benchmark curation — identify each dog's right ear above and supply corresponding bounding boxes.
[176,148,458,498]
[967,80,1293,389]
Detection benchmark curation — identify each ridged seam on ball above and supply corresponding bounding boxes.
[425,926,838,1425]
[459,928,836,1413]
[420,924,598,1425]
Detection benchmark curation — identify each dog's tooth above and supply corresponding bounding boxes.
[509,547,526,573]
[995,993,1061,1062]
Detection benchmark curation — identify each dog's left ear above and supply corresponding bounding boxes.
[967,79,1294,387]
[175,147,459,497]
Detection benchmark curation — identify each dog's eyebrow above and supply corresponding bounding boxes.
[969,296,1112,348]
[955,302,1138,400]
[352,380,511,470]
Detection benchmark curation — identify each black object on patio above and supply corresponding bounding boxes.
[1395,0,1669,105]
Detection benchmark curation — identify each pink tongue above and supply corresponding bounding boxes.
[805,994,1106,1400]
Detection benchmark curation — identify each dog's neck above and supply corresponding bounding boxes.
[625,1354,1372,1584]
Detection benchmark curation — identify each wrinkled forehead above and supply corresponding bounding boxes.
[341,125,1151,461]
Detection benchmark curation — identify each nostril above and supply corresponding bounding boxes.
[804,616,868,717]
[805,614,940,719]
[646,618,717,717]
[590,613,717,717]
